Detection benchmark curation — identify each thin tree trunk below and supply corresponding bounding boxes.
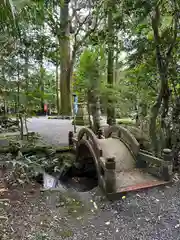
[19,114,24,140]
[39,64,45,114]
[56,59,60,114]
[17,68,20,114]
[114,49,119,83]
[107,2,115,125]
[2,66,7,117]
[94,97,101,134]
[3,99,7,116]
[24,45,29,102]
[16,61,20,126]
[24,116,28,139]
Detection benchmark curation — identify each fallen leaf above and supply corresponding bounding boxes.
[0,188,7,192]
[175,224,180,229]
[105,221,110,225]
[93,202,98,209]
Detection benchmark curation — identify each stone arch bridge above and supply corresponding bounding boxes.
[69,125,173,198]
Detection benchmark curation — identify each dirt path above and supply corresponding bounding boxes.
[1,117,180,239]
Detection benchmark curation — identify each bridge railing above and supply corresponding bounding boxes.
[77,127,102,159]
[106,125,140,158]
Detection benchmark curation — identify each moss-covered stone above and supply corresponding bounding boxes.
[72,102,90,126]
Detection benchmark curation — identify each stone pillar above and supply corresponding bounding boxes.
[162,148,173,181]
[74,102,89,126]
[105,157,116,193]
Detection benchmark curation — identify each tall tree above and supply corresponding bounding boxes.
[59,0,71,116]
[107,0,115,125]
[149,0,179,153]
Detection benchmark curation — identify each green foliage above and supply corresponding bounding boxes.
[75,47,105,98]
[0,0,179,153]
[0,146,75,185]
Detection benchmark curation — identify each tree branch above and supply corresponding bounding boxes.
[165,0,178,66]
[70,1,103,68]
[73,5,102,52]
[151,5,164,72]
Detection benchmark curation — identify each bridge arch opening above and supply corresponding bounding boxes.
[59,141,99,192]
[75,142,99,189]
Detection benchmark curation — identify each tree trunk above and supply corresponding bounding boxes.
[39,64,45,114]
[24,45,29,103]
[1,66,7,117]
[91,94,101,134]
[3,99,7,116]
[56,64,60,114]
[114,48,119,83]
[56,37,60,114]
[149,91,163,154]
[107,2,115,125]
[59,0,71,116]
[149,6,169,154]
[17,61,20,113]
[172,97,180,168]
[19,114,24,140]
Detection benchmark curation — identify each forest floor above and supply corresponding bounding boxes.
[1,117,180,240]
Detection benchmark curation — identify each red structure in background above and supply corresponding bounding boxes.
[44,104,48,113]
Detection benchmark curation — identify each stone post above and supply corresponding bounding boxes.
[73,102,89,126]
[105,157,116,193]
[162,148,173,181]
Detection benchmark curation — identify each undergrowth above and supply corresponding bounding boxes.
[0,147,75,186]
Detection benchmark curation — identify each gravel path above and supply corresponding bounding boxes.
[25,117,180,240]
[27,117,75,146]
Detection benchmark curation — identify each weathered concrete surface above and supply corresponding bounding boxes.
[99,138,136,171]
[99,138,167,193]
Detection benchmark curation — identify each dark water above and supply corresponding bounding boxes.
[60,177,98,192]
[41,160,98,192]
[60,161,98,192]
